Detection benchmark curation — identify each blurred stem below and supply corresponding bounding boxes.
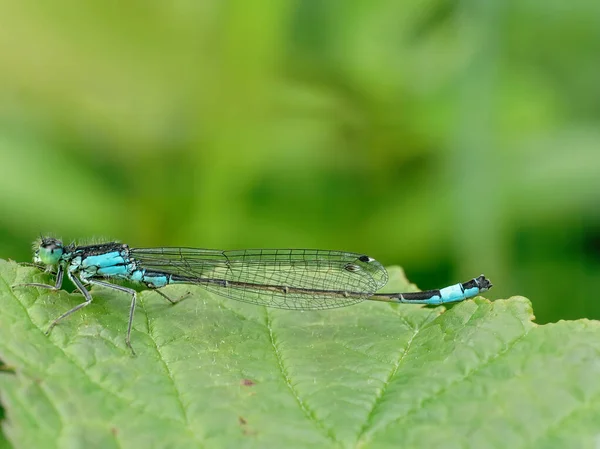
[450,0,508,295]
[185,0,291,245]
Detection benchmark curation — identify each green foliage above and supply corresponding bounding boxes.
[1,0,600,327]
[1,261,600,448]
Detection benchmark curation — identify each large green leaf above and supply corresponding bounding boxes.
[1,259,599,449]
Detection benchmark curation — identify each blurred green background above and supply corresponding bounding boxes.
[0,0,598,324]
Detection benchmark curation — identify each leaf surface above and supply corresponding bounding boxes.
[0,260,599,449]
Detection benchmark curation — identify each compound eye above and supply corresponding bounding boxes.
[41,238,62,251]
[37,240,64,265]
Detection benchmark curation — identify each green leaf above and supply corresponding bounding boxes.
[1,260,599,449]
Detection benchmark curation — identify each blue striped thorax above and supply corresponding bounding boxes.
[33,238,138,280]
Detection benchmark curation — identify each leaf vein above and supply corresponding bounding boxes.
[265,308,338,444]
[524,375,600,448]
[138,294,205,448]
[0,271,189,432]
[375,306,533,438]
[355,314,422,442]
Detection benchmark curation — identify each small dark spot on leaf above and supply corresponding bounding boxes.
[241,378,255,386]
[238,417,257,436]
[111,427,118,437]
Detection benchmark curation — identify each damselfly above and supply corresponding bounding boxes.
[15,237,492,353]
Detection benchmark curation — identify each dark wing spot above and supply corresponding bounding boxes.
[344,263,361,272]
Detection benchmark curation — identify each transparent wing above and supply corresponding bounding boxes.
[130,248,389,310]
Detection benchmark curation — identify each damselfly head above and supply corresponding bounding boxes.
[33,236,64,265]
